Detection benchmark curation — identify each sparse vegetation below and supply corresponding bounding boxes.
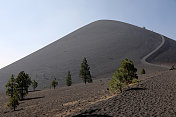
[32,80,38,91]
[141,68,145,74]
[169,65,175,70]
[110,58,138,93]
[66,71,72,86]
[6,74,17,97]
[16,71,31,100]
[110,70,125,93]
[80,57,92,84]
[6,74,19,111]
[7,91,19,111]
[51,78,58,89]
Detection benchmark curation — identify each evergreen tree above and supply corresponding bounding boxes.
[6,74,17,97]
[6,75,19,111]
[141,68,145,74]
[32,80,38,91]
[80,57,92,84]
[110,58,138,92]
[16,71,31,100]
[110,70,125,93]
[120,58,138,84]
[51,78,58,89]
[66,71,72,86]
[7,91,19,111]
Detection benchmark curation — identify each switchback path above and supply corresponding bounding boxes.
[141,35,170,69]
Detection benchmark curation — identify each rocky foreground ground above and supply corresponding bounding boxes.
[72,70,176,117]
[0,74,114,117]
[0,68,173,117]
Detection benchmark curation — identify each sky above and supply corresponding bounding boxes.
[0,0,175,69]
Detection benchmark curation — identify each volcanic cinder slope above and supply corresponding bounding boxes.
[0,20,175,91]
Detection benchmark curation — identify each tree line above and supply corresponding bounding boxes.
[5,57,92,111]
[6,57,147,111]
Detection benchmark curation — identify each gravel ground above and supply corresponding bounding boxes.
[72,70,176,117]
[0,77,114,117]
[0,67,170,117]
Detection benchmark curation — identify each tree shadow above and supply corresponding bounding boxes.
[14,108,24,112]
[73,109,112,117]
[23,96,45,101]
[125,87,147,91]
[73,114,112,117]
[28,90,41,92]
[4,108,24,113]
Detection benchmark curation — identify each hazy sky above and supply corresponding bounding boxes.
[0,0,175,68]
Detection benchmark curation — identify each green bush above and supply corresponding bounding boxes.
[132,78,139,85]
[169,65,175,70]
[51,78,58,89]
[141,68,145,74]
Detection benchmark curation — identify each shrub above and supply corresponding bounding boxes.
[141,68,145,74]
[51,78,58,89]
[132,78,139,85]
[169,65,175,70]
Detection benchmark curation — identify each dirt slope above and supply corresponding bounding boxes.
[0,20,164,91]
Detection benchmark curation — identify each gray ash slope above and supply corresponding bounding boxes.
[0,20,174,90]
[149,37,176,65]
[72,71,176,117]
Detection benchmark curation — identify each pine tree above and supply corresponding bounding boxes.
[120,58,138,84]
[66,71,72,86]
[32,80,38,91]
[6,74,17,97]
[141,68,145,74]
[16,71,31,100]
[7,91,19,111]
[110,58,138,92]
[110,70,125,93]
[51,78,58,89]
[6,75,19,111]
[80,58,92,84]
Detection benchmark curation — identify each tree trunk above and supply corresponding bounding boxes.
[13,101,15,111]
[120,87,122,93]
[21,88,24,100]
[13,106,15,111]
[120,86,123,93]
